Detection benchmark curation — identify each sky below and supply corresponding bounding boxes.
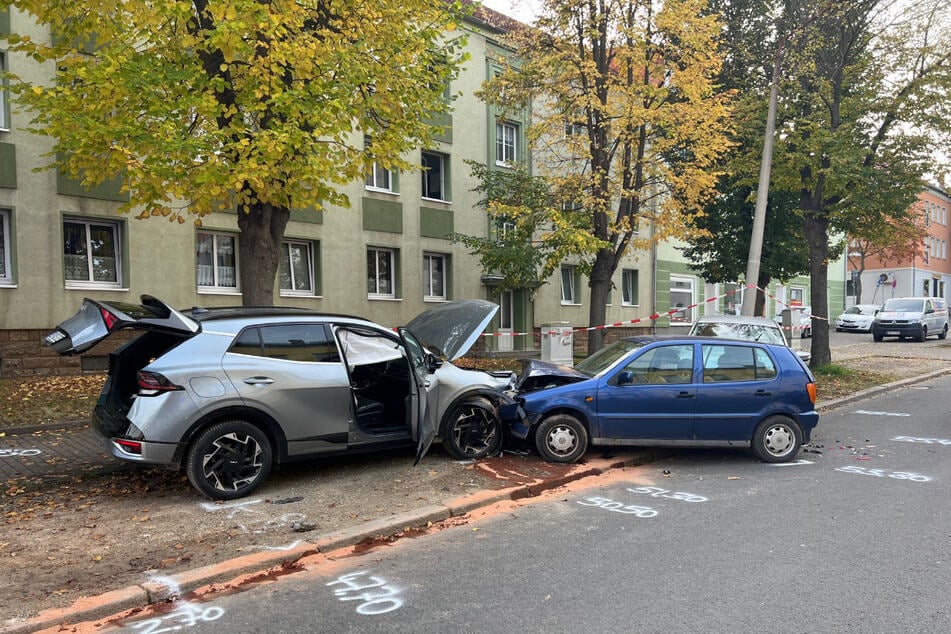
[479,0,542,24]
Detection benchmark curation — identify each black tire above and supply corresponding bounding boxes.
[535,414,588,463]
[940,324,948,340]
[441,397,503,460]
[185,420,273,500]
[917,326,927,342]
[873,331,883,342]
[751,415,802,463]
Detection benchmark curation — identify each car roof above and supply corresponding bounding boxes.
[185,306,364,322]
[619,334,783,347]
[692,314,779,326]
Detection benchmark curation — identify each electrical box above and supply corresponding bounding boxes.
[541,322,573,365]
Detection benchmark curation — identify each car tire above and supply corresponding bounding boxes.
[872,331,883,342]
[441,397,503,460]
[751,415,802,463]
[917,326,927,342]
[940,324,948,340]
[535,414,588,463]
[185,420,273,500]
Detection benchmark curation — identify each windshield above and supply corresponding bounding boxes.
[691,322,787,346]
[574,340,644,377]
[883,299,924,312]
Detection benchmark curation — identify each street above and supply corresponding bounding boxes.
[103,369,951,633]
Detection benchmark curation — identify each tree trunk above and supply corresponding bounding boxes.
[586,248,615,355]
[803,213,831,367]
[237,202,291,306]
[754,270,771,317]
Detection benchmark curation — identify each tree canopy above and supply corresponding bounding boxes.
[2,0,468,304]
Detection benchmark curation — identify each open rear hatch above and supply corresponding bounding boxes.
[45,295,200,355]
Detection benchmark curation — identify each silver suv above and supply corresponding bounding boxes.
[871,297,949,342]
[45,296,519,499]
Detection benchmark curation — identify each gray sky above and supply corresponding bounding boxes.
[479,0,541,23]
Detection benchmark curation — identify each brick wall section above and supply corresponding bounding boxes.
[0,329,135,378]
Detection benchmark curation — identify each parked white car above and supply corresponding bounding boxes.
[834,304,880,332]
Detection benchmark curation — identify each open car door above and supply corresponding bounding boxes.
[398,327,437,465]
[44,295,200,355]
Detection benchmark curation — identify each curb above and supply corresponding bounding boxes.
[3,453,657,633]
[815,367,951,413]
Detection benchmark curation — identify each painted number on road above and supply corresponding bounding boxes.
[853,410,910,417]
[893,436,951,446]
[577,496,657,517]
[0,449,41,457]
[327,571,403,615]
[627,486,708,502]
[835,465,931,482]
[130,603,224,633]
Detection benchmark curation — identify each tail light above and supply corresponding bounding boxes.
[137,371,183,396]
[807,382,817,404]
[100,307,120,331]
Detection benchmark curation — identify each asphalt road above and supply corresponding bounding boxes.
[103,371,951,633]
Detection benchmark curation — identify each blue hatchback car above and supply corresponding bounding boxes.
[507,336,819,464]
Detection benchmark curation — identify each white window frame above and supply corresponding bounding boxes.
[365,160,392,192]
[561,264,579,305]
[196,230,239,292]
[622,269,638,306]
[367,247,396,299]
[279,239,316,296]
[0,52,8,131]
[669,276,695,325]
[421,151,447,202]
[63,218,122,289]
[0,208,11,285]
[423,252,447,301]
[496,121,517,166]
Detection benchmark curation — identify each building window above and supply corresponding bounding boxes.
[364,137,393,192]
[279,240,317,296]
[496,121,518,165]
[423,253,447,301]
[367,247,396,299]
[622,269,638,306]
[196,231,238,291]
[561,264,579,304]
[421,151,448,201]
[669,276,694,324]
[63,219,121,288]
[0,208,10,284]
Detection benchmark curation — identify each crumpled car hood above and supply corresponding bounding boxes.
[516,358,589,393]
[404,300,499,361]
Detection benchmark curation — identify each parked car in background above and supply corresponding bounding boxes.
[834,304,880,332]
[774,306,812,338]
[871,296,949,342]
[45,296,519,499]
[688,314,811,364]
[504,336,818,465]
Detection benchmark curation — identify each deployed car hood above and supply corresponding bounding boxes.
[404,300,498,361]
[516,358,589,393]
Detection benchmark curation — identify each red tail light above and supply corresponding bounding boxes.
[807,382,817,404]
[100,307,119,331]
[137,371,183,395]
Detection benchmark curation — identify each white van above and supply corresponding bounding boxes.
[871,297,949,342]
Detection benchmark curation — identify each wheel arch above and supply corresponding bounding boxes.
[437,388,512,437]
[532,406,592,435]
[173,406,288,467]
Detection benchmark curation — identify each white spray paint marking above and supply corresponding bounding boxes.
[199,498,306,534]
[853,410,910,417]
[626,486,708,502]
[0,448,42,457]
[766,459,814,467]
[247,540,304,552]
[128,573,225,632]
[327,571,403,615]
[835,465,931,482]
[577,496,657,517]
[893,435,951,446]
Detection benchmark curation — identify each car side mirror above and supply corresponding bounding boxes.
[617,370,634,386]
[426,353,442,373]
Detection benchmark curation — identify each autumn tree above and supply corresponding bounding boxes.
[769,0,951,365]
[481,0,733,354]
[847,203,930,303]
[1,0,467,305]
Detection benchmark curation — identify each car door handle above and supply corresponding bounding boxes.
[755,389,772,397]
[243,377,275,385]
[676,391,694,399]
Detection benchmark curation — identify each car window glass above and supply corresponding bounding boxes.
[621,344,693,385]
[575,339,644,376]
[753,348,777,379]
[229,327,263,356]
[255,324,340,363]
[702,345,758,382]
